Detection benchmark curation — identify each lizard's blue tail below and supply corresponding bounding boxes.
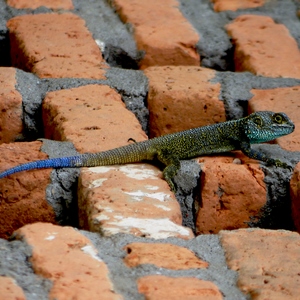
[0,156,81,179]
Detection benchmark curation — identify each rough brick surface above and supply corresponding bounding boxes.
[0,67,23,143]
[7,0,74,9]
[138,275,223,300]
[78,164,194,239]
[123,242,208,269]
[15,223,122,300]
[226,15,300,78]
[144,66,225,138]
[220,228,300,299]
[212,0,265,12]
[0,276,26,300]
[0,142,56,239]
[290,162,300,233]
[43,85,147,153]
[113,0,200,69]
[248,86,300,152]
[7,13,107,79]
[196,154,266,234]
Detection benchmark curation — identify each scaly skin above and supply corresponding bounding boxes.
[0,111,295,191]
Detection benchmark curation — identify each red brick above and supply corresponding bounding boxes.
[220,228,300,299]
[0,142,56,239]
[248,86,300,152]
[196,154,266,234]
[0,67,23,143]
[7,0,73,10]
[211,0,265,12]
[138,275,223,300]
[290,162,300,233]
[226,15,300,78]
[0,276,26,300]
[42,85,147,152]
[112,0,200,69]
[78,164,194,239]
[123,242,208,269]
[144,66,225,138]
[7,13,107,79]
[15,223,122,300]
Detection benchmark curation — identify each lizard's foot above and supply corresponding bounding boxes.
[273,159,293,171]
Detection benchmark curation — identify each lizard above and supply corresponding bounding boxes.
[0,111,295,191]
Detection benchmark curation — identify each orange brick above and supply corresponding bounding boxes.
[211,0,265,12]
[0,276,26,300]
[78,164,194,239]
[15,223,122,300]
[138,275,223,300]
[7,13,107,79]
[290,163,300,233]
[0,67,23,143]
[196,154,266,234]
[43,85,147,152]
[248,86,300,152]
[144,66,225,138]
[220,228,300,299]
[123,243,208,269]
[0,142,56,239]
[226,15,300,78]
[112,0,200,69]
[7,0,73,10]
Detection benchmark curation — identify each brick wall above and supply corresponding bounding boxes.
[0,0,300,299]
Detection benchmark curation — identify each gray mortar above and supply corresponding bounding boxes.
[212,72,300,119]
[15,69,45,140]
[73,0,143,69]
[247,144,300,230]
[81,231,248,300]
[0,238,51,300]
[179,0,233,71]
[173,160,202,232]
[40,139,80,226]
[179,0,300,71]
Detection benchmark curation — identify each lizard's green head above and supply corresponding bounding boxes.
[244,111,295,144]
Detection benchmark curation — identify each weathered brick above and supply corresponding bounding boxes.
[290,162,300,233]
[123,242,208,269]
[112,0,200,69]
[43,85,147,152]
[211,0,265,12]
[248,86,300,152]
[0,142,56,239]
[220,228,300,299]
[7,0,73,10]
[144,66,225,138]
[0,276,26,300]
[0,67,23,143]
[78,164,194,239]
[15,223,122,300]
[226,15,300,78]
[7,13,107,79]
[138,275,223,300]
[196,154,266,234]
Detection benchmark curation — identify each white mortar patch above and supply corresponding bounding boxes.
[87,166,114,174]
[81,245,102,262]
[119,164,159,180]
[124,190,171,202]
[106,217,190,239]
[89,178,107,188]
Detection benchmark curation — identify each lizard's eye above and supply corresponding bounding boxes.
[273,114,284,124]
[253,117,262,126]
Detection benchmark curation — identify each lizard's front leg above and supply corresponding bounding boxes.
[240,141,293,170]
[157,149,180,192]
